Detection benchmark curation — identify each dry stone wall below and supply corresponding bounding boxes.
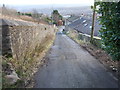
[1,19,56,60]
[1,19,57,87]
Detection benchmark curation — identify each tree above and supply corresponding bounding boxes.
[31,9,43,23]
[51,10,63,26]
[96,1,120,60]
[52,10,59,14]
[32,9,40,18]
[2,4,18,17]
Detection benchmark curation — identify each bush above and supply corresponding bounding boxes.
[96,1,120,60]
[25,13,32,16]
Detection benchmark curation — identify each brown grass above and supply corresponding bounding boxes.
[2,33,56,88]
[19,16,35,22]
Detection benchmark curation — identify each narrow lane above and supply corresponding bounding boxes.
[34,27,118,88]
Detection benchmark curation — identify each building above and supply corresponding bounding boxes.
[65,15,101,37]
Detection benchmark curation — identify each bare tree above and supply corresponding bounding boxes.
[32,9,43,23]
[2,4,18,17]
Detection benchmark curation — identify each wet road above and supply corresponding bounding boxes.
[34,27,118,88]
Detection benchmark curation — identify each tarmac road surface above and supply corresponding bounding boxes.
[34,27,118,88]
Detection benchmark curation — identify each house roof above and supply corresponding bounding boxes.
[67,16,80,22]
[67,17,101,36]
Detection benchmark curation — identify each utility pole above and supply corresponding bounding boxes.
[51,0,54,25]
[90,1,96,43]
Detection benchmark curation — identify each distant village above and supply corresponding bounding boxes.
[1,4,102,38]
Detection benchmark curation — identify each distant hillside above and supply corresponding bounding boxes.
[10,5,92,16]
[38,6,92,16]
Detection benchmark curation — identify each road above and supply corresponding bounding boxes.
[34,27,118,88]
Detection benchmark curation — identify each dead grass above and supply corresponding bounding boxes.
[19,16,35,22]
[2,33,56,88]
[1,14,48,25]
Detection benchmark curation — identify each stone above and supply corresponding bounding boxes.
[5,71,20,85]
[112,68,117,72]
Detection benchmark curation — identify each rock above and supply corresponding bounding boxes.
[110,65,114,68]
[5,71,20,85]
[112,68,117,72]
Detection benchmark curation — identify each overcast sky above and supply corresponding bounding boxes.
[1,0,94,5]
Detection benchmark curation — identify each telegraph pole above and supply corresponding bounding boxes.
[51,0,53,25]
[90,0,96,43]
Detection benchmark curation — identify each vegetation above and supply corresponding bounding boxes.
[1,4,18,17]
[44,17,52,24]
[1,5,57,88]
[1,5,50,24]
[2,33,56,88]
[17,12,32,16]
[95,1,120,60]
[51,10,63,26]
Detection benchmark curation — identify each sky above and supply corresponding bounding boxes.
[1,0,94,6]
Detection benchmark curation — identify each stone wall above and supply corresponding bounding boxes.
[1,19,57,87]
[1,19,56,60]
